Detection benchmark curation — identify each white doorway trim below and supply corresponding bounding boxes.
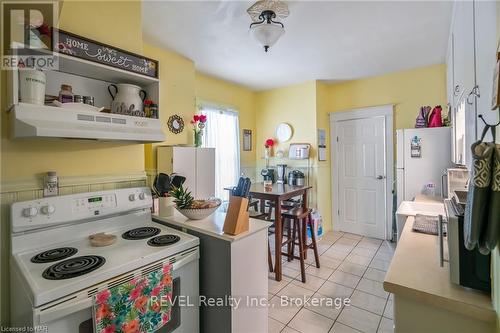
[329,105,394,240]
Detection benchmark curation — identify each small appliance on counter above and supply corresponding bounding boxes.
[288,170,305,186]
[261,168,275,183]
[289,143,310,160]
[276,164,287,184]
[445,195,491,292]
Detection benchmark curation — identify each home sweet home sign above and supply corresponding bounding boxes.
[53,29,158,78]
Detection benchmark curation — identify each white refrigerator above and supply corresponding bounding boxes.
[396,127,453,207]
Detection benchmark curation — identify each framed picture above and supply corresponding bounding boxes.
[243,129,252,151]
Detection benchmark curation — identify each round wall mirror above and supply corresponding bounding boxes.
[276,123,293,142]
[167,114,184,134]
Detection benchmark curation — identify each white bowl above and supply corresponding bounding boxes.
[175,199,222,220]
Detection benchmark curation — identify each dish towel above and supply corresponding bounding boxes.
[464,133,495,252]
[412,214,446,236]
[93,264,173,333]
[481,144,500,253]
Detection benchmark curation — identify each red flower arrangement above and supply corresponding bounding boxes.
[265,138,275,148]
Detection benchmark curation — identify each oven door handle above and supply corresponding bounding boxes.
[37,297,93,324]
[172,248,199,271]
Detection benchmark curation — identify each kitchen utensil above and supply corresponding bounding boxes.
[276,164,287,184]
[108,83,147,114]
[89,233,117,247]
[153,173,172,197]
[170,174,186,189]
[19,69,46,105]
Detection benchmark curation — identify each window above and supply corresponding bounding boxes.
[200,104,240,201]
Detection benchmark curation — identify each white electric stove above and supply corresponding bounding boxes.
[10,187,199,333]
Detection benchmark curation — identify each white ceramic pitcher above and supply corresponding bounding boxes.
[108,83,147,114]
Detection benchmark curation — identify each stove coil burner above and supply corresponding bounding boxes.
[31,247,78,263]
[42,255,106,280]
[122,227,161,240]
[147,234,181,247]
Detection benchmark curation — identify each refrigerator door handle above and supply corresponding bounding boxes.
[441,173,448,198]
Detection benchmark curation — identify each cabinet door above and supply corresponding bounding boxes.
[473,0,497,142]
[195,148,215,198]
[172,147,197,194]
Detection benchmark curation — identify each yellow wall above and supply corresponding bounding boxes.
[195,73,256,169]
[328,64,447,129]
[0,0,145,325]
[1,1,145,183]
[316,81,332,231]
[142,43,196,174]
[323,64,447,230]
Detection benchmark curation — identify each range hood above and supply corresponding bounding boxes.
[10,103,165,143]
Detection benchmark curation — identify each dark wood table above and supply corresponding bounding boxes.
[248,184,312,281]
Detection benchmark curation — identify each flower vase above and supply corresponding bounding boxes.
[194,129,203,147]
[264,147,271,159]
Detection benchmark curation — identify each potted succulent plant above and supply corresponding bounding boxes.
[169,185,221,220]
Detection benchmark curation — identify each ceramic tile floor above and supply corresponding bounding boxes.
[268,230,396,333]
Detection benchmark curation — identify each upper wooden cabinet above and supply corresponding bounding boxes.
[447,0,498,166]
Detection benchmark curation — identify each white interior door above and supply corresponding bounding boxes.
[335,116,387,238]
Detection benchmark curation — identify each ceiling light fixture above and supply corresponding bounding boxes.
[247,0,289,52]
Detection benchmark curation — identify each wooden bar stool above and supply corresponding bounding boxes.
[281,208,320,283]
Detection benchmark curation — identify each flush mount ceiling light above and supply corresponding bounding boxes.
[247,0,289,52]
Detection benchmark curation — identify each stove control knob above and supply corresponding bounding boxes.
[41,205,56,215]
[22,207,38,218]
[129,194,137,202]
[139,192,146,200]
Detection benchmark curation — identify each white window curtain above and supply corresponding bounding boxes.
[200,103,240,201]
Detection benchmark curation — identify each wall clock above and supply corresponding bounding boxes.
[167,115,184,134]
[276,123,293,142]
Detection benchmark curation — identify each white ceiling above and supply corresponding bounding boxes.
[143,1,453,91]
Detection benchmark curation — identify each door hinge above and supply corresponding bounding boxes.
[336,136,339,142]
[337,209,340,215]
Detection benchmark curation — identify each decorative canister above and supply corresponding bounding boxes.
[108,83,147,115]
[159,197,176,217]
[19,69,46,105]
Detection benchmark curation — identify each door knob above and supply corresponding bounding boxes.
[377,175,386,180]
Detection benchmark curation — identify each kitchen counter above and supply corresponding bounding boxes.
[153,210,271,242]
[154,210,271,332]
[384,200,496,332]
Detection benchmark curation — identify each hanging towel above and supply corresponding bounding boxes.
[464,129,495,251]
[481,143,500,253]
[412,214,446,236]
[93,264,173,333]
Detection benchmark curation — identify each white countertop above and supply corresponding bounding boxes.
[153,210,272,242]
[384,198,495,322]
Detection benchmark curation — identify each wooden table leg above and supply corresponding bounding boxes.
[274,197,282,281]
[302,190,308,260]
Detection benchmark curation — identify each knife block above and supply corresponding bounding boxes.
[223,196,249,235]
